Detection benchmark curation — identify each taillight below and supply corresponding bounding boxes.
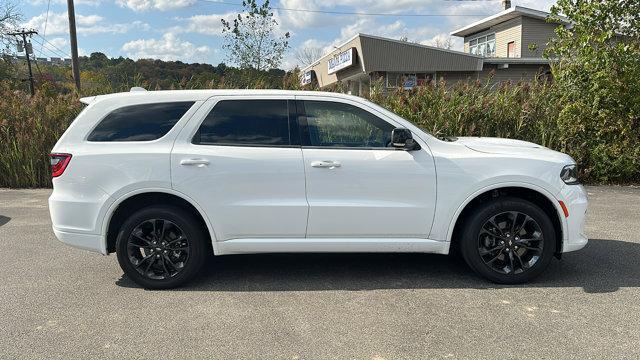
[49,153,72,178]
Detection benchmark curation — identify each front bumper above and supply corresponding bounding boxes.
[557,184,589,253]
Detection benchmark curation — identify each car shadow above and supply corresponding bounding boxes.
[115,239,639,294]
[0,215,10,227]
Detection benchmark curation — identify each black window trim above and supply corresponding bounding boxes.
[85,101,196,143]
[192,99,301,148]
[296,99,401,151]
[187,97,409,151]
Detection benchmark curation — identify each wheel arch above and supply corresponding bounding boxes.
[447,183,566,255]
[101,189,218,255]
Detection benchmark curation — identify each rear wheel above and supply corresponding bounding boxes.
[116,205,208,289]
[460,197,556,284]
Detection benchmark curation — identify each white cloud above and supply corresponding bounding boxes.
[121,33,211,62]
[333,17,436,49]
[24,12,149,36]
[171,12,237,36]
[175,11,289,37]
[116,0,197,12]
[278,0,344,29]
[29,0,103,5]
[47,37,69,49]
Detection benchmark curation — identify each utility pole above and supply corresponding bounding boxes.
[8,29,37,96]
[67,0,81,92]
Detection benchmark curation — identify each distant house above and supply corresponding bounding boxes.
[301,1,566,94]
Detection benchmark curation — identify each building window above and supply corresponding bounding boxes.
[469,33,496,57]
[385,73,398,88]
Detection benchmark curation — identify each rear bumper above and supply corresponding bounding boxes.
[558,184,589,253]
[49,183,110,255]
[52,227,106,254]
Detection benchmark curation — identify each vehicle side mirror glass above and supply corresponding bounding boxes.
[391,128,421,151]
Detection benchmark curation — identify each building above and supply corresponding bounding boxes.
[301,1,566,94]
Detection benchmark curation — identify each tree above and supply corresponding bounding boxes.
[294,46,322,67]
[0,0,21,47]
[433,36,452,50]
[546,0,640,182]
[221,0,290,71]
[0,0,21,83]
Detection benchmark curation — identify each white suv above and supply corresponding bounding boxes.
[49,89,588,289]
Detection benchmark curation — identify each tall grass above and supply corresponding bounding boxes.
[369,78,638,183]
[0,85,82,188]
[370,78,562,148]
[0,77,637,188]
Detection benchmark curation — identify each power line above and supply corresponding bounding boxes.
[41,0,52,55]
[37,34,71,57]
[33,34,72,58]
[30,36,70,59]
[31,37,64,58]
[198,0,494,17]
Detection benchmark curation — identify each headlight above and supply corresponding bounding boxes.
[560,164,579,184]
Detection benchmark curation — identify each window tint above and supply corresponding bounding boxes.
[303,101,394,148]
[195,100,290,146]
[88,102,194,142]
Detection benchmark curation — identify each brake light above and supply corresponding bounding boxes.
[49,153,72,178]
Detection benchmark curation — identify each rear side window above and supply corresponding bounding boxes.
[87,102,194,141]
[194,100,290,146]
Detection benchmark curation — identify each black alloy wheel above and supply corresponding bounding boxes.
[460,197,556,284]
[116,206,208,289]
[126,219,190,280]
[477,211,544,275]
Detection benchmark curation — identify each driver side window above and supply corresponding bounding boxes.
[303,100,394,148]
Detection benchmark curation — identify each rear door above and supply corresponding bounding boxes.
[171,95,308,241]
[296,96,437,239]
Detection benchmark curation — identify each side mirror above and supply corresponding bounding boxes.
[391,128,421,151]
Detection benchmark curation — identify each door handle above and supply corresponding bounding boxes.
[180,158,210,166]
[311,160,341,169]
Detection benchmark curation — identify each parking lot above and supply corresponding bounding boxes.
[0,186,639,359]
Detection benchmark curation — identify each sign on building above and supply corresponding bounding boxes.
[403,75,417,90]
[328,48,356,74]
[300,70,313,85]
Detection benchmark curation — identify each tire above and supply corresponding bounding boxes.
[459,197,556,284]
[116,205,208,289]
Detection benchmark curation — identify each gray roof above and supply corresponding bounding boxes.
[451,6,567,37]
[358,34,483,73]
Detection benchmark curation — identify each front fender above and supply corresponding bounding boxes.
[437,181,567,254]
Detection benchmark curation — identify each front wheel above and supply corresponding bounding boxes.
[460,197,556,284]
[116,205,208,289]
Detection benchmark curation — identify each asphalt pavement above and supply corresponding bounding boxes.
[0,186,639,359]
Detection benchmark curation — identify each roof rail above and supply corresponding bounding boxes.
[130,87,147,92]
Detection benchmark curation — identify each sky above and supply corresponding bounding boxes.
[19,0,556,69]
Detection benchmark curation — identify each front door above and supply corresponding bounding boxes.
[171,96,308,241]
[297,97,437,239]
